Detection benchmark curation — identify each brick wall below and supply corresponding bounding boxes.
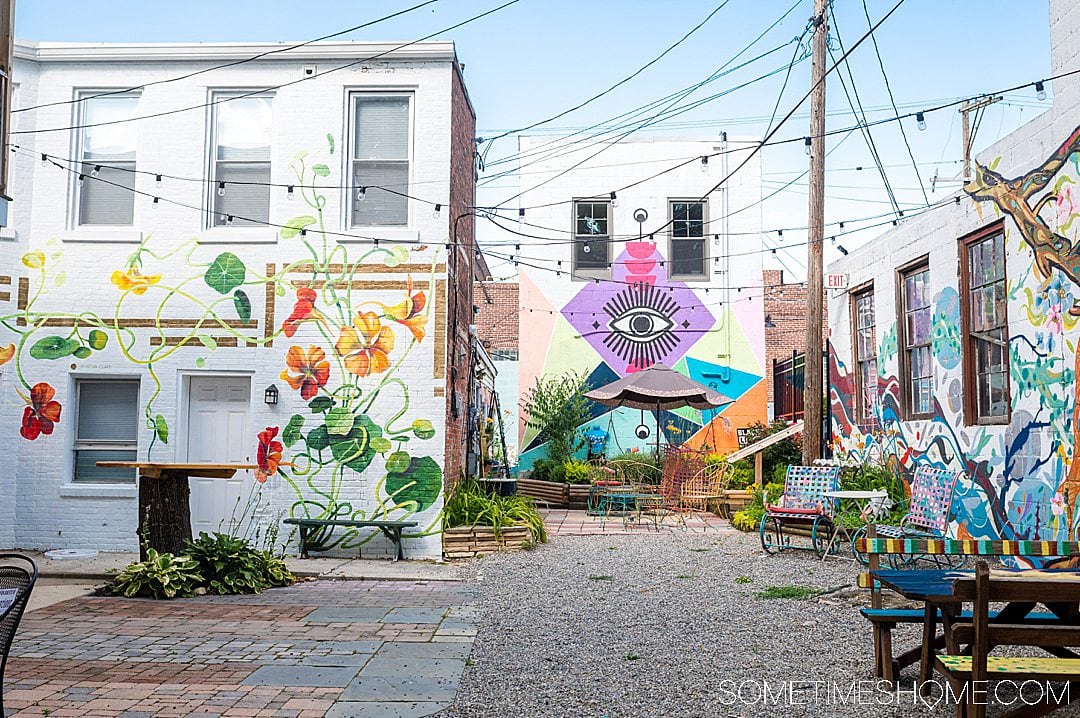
[763,269,825,411]
[475,282,518,352]
[443,59,477,486]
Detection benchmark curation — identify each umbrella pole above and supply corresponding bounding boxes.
[655,400,661,470]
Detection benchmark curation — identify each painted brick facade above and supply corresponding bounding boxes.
[0,40,477,558]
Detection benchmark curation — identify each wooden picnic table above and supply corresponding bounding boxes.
[97,462,257,560]
[871,568,1080,693]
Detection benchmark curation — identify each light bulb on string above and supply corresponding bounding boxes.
[1036,81,1047,101]
[91,165,101,178]
[152,196,159,208]
[155,174,162,187]
[916,112,927,131]
[287,185,295,201]
[40,153,47,167]
[609,191,618,208]
[804,137,812,156]
[356,186,367,202]
[700,156,708,172]
[433,203,442,220]
[583,242,591,254]
[77,174,85,187]
[217,181,226,197]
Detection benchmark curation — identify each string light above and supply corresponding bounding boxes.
[287,185,295,200]
[356,186,367,201]
[609,191,618,208]
[700,156,708,172]
[217,181,226,197]
[91,165,101,178]
[152,196,159,208]
[77,173,85,187]
[40,153,47,166]
[433,203,442,219]
[155,174,162,187]
[226,215,234,226]
[804,137,812,156]
[916,112,926,131]
[1036,80,1047,101]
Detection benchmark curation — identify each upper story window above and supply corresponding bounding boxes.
[851,285,877,425]
[73,379,139,483]
[899,260,933,418]
[211,93,272,227]
[350,94,411,227]
[573,199,610,274]
[77,93,140,226]
[669,199,707,279]
[962,225,1009,423]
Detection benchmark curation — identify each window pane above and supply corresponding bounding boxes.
[576,202,608,235]
[354,97,409,160]
[908,307,931,345]
[214,162,271,225]
[82,96,139,160]
[77,381,139,441]
[79,161,135,225]
[353,161,408,226]
[671,239,705,276]
[574,238,608,268]
[215,96,271,162]
[74,449,137,483]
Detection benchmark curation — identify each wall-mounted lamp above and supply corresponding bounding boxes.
[264,385,279,405]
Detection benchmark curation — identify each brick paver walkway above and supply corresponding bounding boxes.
[3,579,476,718]
[541,508,738,536]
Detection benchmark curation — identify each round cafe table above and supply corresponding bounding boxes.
[821,489,890,562]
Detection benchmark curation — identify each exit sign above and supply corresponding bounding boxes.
[827,274,849,290]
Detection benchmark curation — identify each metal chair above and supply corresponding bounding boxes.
[852,465,963,568]
[759,465,842,557]
[1,553,38,715]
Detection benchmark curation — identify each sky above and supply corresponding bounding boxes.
[14,1,1054,280]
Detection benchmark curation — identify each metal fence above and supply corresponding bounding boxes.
[773,350,805,423]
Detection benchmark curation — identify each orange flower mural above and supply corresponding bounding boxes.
[282,287,321,338]
[110,268,162,295]
[280,345,330,400]
[336,311,395,377]
[256,426,283,483]
[0,344,14,366]
[379,277,427,342]
[21,382,61,440]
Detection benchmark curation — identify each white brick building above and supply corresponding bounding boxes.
[827,0,1080,547]
[0,40,480,558]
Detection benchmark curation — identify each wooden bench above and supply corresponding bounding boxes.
[283,518,418,561]
[854,536,1080,684]
[936,561,1080,718]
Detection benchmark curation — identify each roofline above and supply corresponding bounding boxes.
[13,40,458,63]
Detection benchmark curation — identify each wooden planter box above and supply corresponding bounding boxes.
[517,478,569,508]
[443,525,534,559]
[568,484,590,510]
[712,489,754,517]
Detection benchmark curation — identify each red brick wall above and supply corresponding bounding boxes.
[763,269,825,410]
[444,60,477,485]
[475,282,519,352]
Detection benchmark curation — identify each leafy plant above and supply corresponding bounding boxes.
[522,371,590,466]
[755,585,822,600]
[112,548,204,600]
[530,457,567,483]
[735,575,752,584]
[731,481,785,532]
[606,451,660,485]
[185,531,294,595]
[443,479,547,544]
[562,460,594,485]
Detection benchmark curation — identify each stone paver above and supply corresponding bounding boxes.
[3,579,475,718]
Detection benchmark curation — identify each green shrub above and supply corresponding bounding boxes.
[186,531,294,595]
[530,457,567,483]
[522,371,590,466]
[444,479,547,544]
[730,482,785,532]
[563,460,593,484]
[112,548,204,600]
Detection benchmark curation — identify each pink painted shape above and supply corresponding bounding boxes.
[626,240,657,258]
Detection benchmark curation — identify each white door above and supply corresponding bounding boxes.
[186,376,252,537]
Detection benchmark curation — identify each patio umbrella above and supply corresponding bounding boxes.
[583,363,732,457]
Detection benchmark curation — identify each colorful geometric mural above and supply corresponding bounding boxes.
[829,123,1080,560]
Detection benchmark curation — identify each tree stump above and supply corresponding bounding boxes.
[136,470,193,560]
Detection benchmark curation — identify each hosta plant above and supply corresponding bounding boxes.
[112,549,204,600]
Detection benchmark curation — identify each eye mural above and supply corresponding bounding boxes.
[603,282,680,371]
[562,239,715,374]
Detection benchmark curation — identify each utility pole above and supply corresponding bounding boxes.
[960,96,1002,181]
[803,0,827,464]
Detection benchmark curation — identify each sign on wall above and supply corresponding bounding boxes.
[827,274,849,290]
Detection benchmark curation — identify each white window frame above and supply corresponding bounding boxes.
[347,91,414,229]
[71,90,140,229]
[668,198,708,281]
[205,90,274,231]
[72,378,140,484]
[571,198,612,280]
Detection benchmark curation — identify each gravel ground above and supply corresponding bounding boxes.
[437,531,1076,718]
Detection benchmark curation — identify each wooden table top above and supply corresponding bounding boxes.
[96,462,258,479]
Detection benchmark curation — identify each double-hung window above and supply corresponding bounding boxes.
[899,261,933,418]
[73,379,139,483]
[211,93,272,226]
[962,226,1009,423]
[669,199,707,279]
[77,93,139,225]
[573,199,610,273]
[350,94,411,227]
[851,285,877,425]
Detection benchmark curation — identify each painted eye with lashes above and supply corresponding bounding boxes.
[608,307,674,343]
[602,283,681,369]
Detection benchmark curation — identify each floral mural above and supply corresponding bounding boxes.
[830,123,1080,558]
[3,135,445,551]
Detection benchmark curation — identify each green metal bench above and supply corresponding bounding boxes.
[283,518,418,561]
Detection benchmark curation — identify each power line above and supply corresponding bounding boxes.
[481,0,734,145]
[12,1,441,115]
[12,0,522,136]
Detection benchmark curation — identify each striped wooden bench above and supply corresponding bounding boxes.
[934,561,1080,718]
[854,536,1080,684]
